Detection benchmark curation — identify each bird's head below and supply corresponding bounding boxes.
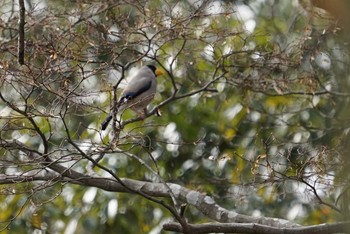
[147,65,165,77]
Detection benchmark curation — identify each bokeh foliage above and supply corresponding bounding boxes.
[1,0,350,233]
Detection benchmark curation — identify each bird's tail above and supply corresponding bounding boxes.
[101,114,112,130]
[101,97,130,130]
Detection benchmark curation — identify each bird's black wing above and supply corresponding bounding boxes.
[118,80,152,105]
[101,80,152,130]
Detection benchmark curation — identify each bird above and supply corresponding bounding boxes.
[101,65,164,130]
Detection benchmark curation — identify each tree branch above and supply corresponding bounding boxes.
[163,221,350,234]
[18,0,25,65]
[0,156,299,229]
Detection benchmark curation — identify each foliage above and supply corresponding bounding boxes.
[1,0,350,233]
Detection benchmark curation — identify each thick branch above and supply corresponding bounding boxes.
[0,159,298,229]
[163,221,350,234]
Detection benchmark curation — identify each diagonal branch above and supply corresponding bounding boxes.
[163,221,350,234]
[0,155,299,229]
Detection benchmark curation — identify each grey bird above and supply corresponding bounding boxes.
[101,65,164,130]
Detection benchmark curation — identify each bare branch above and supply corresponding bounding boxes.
[18,0,25,65]
[0,158,299,229]
[163,221,350,234]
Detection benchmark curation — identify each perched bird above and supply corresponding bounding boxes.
[101,65,164,130]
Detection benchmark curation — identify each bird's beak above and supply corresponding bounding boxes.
[155,68,165,77]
